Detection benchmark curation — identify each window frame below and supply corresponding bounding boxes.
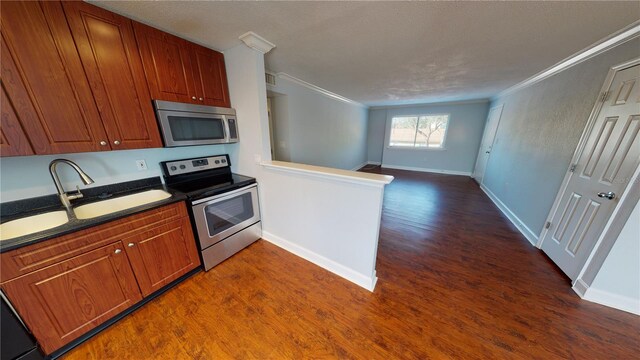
[386,113,451,151]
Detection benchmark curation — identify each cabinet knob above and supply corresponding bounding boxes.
[113,140,121,145]
[199,97,204,101]
[191,96,197,100]
[128,242,135,247]
[114,249,122,254]
[100,141,108,146]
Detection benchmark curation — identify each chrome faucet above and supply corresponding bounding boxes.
[49,159,95,209]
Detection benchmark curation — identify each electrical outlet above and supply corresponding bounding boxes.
[135,160,147,171]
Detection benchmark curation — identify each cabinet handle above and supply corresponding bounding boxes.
[100,141,108,146]
[114,249,122,254]
[128,242,135,247]
[191,96,197,100]
[199,97,204,101]
[113,140,121,145]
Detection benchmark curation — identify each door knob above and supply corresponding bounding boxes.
[114,249,122,254]
[100,141,107,146]
[199,97,204,101]
[128,242,135,247]
[191,96,197,100]
[485,151,490,154]
[113,140,121,145]
[597,191,616,200]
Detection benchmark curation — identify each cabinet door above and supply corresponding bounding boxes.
[0,85,34,157]
[124,217,200,297]
[133,21,199,104]
[1,242,142,354]
[62,1,162,150]
[191,44,231,107]
[0,1,109,154]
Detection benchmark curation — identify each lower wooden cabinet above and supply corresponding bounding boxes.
[2,242,142,353]
[123,217,200,297]
[0,202,200,354]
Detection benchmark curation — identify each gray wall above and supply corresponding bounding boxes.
[484,38,640,237]
[368,101,489,174]
[366,109,386,163]
[267,77,368,170]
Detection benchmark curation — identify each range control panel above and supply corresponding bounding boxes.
[163,155,229,176]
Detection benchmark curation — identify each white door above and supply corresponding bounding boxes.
[540,63,640,280]
[473,105,503,184]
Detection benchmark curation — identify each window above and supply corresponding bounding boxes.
[389,115,450,149]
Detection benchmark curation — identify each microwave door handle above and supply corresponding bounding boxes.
[223,116,231,142]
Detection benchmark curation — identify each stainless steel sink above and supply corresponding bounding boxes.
[0,211,69,241]
[73,189,172,219]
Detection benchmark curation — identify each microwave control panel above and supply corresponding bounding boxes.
[162,155,229,176]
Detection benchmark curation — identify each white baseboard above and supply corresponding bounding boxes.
[572,278,589,297]
[381,164,472,176]
[479,184,539,246]
[367,161,382,166]
[350,162,369,171]
[582,287,640,316]
[261,231,378,291]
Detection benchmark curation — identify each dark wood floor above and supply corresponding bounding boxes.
[63,168,639,359]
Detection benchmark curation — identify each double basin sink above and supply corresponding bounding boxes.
[0,190,172,241]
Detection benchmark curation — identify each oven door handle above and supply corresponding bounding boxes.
[191,183,258,206]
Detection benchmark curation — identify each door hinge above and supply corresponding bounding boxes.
[599,91,610,103]
[569,164,577,172]
[545,221,551,229]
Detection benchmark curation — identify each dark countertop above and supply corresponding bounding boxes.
[0,177,188,253]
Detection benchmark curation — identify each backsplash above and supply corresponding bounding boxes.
[0,145,227,202]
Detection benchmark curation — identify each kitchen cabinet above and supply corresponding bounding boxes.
[134,22,231,107]
[0,202,200,354]
[1,242,142,354]
[0,1,162,156]
[62,1,162,150]
[0,1,109,155]
[123,217,200,296]
[0,85,34,157]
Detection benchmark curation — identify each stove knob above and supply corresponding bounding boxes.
[221,159,226,163]
[215,160,220,164]
[180,165,186,170]
[170,166,177,171]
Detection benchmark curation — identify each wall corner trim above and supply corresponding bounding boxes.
[276,72,367,108]
[493,21,640,100]
[479,184,539,246]
[261,231,378,291]
[239,31,276,54]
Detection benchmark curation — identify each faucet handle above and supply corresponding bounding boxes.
[67,185,84,201]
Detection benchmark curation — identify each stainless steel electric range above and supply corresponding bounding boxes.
[161,154,261,270]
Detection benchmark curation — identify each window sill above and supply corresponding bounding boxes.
[386,146,447,151]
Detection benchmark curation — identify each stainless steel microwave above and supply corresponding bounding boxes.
[153,100,239,147]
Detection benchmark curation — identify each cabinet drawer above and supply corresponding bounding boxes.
[1,201,187,282]
[1,241,142,354]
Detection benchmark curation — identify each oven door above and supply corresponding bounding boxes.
[192,184,260,249]
[156,109,229,146]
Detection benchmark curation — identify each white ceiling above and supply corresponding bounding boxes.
[92,1,639,106]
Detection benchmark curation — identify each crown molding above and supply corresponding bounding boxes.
[368,98,489,110]
[493,20,640,100]
[276,72,366,108]
[239,31,276,54]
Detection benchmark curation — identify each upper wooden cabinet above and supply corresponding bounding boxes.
[191,43,231,107]
[62,1,162,150]
[134,22,231,107]
[0,85,34,157]
[0,1,109,154]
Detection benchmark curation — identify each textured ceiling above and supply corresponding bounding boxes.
[91,1,640,106]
